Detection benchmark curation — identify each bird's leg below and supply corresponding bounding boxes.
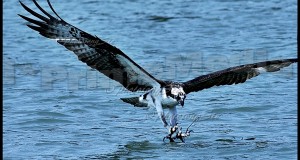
[149,93,168,127]
[163,106,180,142]
[163,125,178,142]
[164,115,197,143]
[151,95,180,142]
[169,106,178,127]
[154,100,168,127]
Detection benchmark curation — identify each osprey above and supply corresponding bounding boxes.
[19,0,297,142]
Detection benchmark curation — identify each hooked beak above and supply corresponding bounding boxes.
[179,100,184,107]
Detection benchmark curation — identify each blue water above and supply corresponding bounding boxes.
[4,0,297,159]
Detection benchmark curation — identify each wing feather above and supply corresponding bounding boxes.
[183,58,297,94]
[19,0,164,92]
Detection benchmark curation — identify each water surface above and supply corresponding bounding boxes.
[4,0,297,159]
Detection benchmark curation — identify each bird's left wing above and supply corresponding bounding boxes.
[182,58,297,94]
[19,0,164,92]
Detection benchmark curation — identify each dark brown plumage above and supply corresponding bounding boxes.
[182,59,297,94]
[19,0,163,92]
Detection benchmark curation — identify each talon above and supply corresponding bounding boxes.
[176,131,185,143]
[163,135,175,143]
[164,125,180,143]
[175,128,194,143]
[169,125,178,135]
[163,125,193,143]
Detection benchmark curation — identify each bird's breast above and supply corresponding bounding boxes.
[161,97,178,108]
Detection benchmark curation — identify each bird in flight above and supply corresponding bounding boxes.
[19,0,297,142]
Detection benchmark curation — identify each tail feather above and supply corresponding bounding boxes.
[120,97,148,107]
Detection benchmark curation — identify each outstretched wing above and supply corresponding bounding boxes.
[19,0,164,92]
[182,58,297,94]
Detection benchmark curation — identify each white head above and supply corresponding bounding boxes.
[170,86,186,107]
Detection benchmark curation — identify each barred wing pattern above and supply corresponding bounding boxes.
[183,58,297,94]
[19,0,163,92]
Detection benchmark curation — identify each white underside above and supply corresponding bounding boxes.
[139,88,179,127]
[138,88,179,108]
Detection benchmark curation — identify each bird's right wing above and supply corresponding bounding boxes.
[182,58,297,94]
[19,0,165,92]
